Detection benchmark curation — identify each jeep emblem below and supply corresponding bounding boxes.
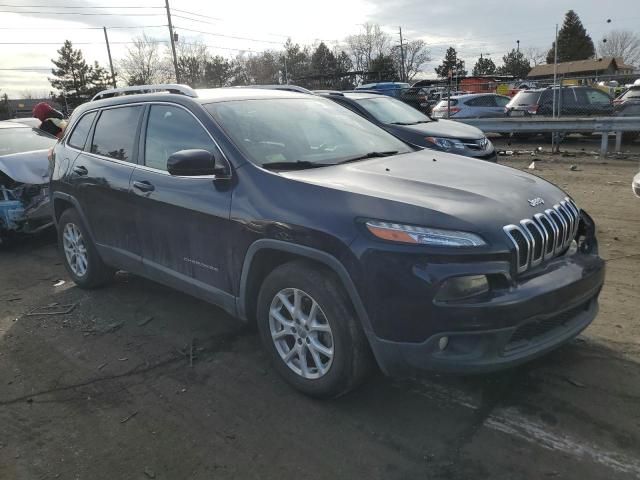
[528,197,545,207]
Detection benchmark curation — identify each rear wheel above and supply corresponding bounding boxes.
[257,261,372,398]
[58,208,114,288]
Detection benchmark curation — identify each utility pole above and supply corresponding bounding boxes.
[398,26,406,83]
[516,39,520,54]
[103,27,117,88]
[165,0,180,83]
[551,23,559,153]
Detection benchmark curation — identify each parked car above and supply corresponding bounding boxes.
[431,93,511,119]
[399,86,429,113]
[633,171,640,197]
[505,86,614,117]
[426,90,468,112]
[613,84,640,108]
[51,84,604,397]
[8,117,41,128]
[0,121,57,245]
[614,93,640,142]
[319,91,497,161]
[355,82,410,98]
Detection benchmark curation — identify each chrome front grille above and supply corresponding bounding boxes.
[503,197,581,273]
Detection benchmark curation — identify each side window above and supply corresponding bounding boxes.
[539,91,553,104]
[68,111,97,150]
[495,96,510,107]
[91,106,143,162]
[465,97,482,106]
[561,90,578,106]
[144,105,216,171]
[585,89,611,105]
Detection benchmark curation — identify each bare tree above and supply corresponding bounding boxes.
[524,47,546,66]
[346,23,391,72]
[392,39,431,81]
[175,40,209,87]
[598,30,640,66]
[119,34,169,86]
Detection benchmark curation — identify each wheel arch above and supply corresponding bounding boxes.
[52,192,97,244]
[237,240,373,337]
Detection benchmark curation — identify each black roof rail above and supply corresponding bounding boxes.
[313,90,344,96]
[91,84,197,101]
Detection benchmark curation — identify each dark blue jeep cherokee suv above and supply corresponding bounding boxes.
[50,85,605,397]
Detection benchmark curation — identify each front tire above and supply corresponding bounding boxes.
[257,261,372,398]
[58,208,114,288]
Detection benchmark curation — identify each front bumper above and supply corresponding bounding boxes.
[354,245,605,376]
[371,293,599,376]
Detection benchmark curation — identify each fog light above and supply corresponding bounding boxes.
[438,336,449,351]
[435,275,490,302]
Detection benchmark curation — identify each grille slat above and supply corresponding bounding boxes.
[504,197,580,274]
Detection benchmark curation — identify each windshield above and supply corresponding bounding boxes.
[0,127,57,156]
[354,96,431,124]
[205,98,411,168]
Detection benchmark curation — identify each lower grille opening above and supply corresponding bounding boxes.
[505,301,591,351]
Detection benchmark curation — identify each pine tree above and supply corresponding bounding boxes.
[497,49,531,78]
[472,55,497,76]
[435,47,466,79]
[310,42,337,75]
[546,10,595,63]
[369,54,398,81]
[49,40,93,108]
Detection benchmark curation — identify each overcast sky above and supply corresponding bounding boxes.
[1,0,637,98]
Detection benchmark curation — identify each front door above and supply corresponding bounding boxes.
[130,103,234,306]
[70,105,144,270]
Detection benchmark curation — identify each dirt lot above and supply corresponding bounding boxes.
[1,144,639,480]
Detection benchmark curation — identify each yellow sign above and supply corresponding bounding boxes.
[496,84,510,95]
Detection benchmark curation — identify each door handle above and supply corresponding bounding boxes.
[133,180,155,192]
[73,165,88,176]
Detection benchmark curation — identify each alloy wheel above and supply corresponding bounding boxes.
[269,288,334,379]
[62,222,88,277]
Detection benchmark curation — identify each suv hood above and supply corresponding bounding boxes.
[281,150,570,235]
[387,118,484,140]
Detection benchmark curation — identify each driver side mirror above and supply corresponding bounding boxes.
[167,149,231,179]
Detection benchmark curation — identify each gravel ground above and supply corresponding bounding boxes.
[1,146,639,480]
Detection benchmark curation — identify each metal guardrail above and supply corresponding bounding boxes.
[457,116,640,156]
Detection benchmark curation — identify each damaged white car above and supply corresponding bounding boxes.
[0,121,57,245]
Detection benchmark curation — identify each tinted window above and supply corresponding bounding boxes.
[495,96,510,107]
[145,105,216,171]
[90,106,143,162]
[0,127,56,156]
[68,111,97,150]
[510,91,543,105]
[585,89,611,105]
[560,90,578,106]
[354,97,431,124]
[466,96,495,107]
[206,98,411,167]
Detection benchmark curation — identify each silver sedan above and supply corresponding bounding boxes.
[431,93,511,119]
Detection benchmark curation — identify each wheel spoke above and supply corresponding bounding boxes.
[277,293,294,315]
[272,328,290,340]
[309,321,331,333]
[298,347,309,377]
[282,347,297,363]
[309,337,333,358]
[293,289,302,319]
[270,309,294,328]
[308,345,325,374]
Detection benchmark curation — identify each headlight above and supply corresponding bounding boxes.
[425,136,465,151]
[435,275,490,302]
[365,220,486,247]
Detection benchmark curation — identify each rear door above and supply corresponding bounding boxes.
[130,103,234,304]
[70,105,144,269]
[580,88,613,116]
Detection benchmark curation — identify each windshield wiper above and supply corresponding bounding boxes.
[335,150,400,164]
[260,161,334,170]
[390,120,431,125]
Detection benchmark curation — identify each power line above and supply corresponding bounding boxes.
[172,8,221,21]
[0,24,167,30]
[0,9,165,16]
[0,4,164,8]
[174,25,284,45]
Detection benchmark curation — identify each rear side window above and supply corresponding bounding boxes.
[435,99,458,108]
[90,106,143,162]
[466,96,495,107]
[68,111,97,150]
[495,96,510,107]
[584,89,611,105]
[620,87,640,101]
[144,105,216,171]
[511,91,542,105]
